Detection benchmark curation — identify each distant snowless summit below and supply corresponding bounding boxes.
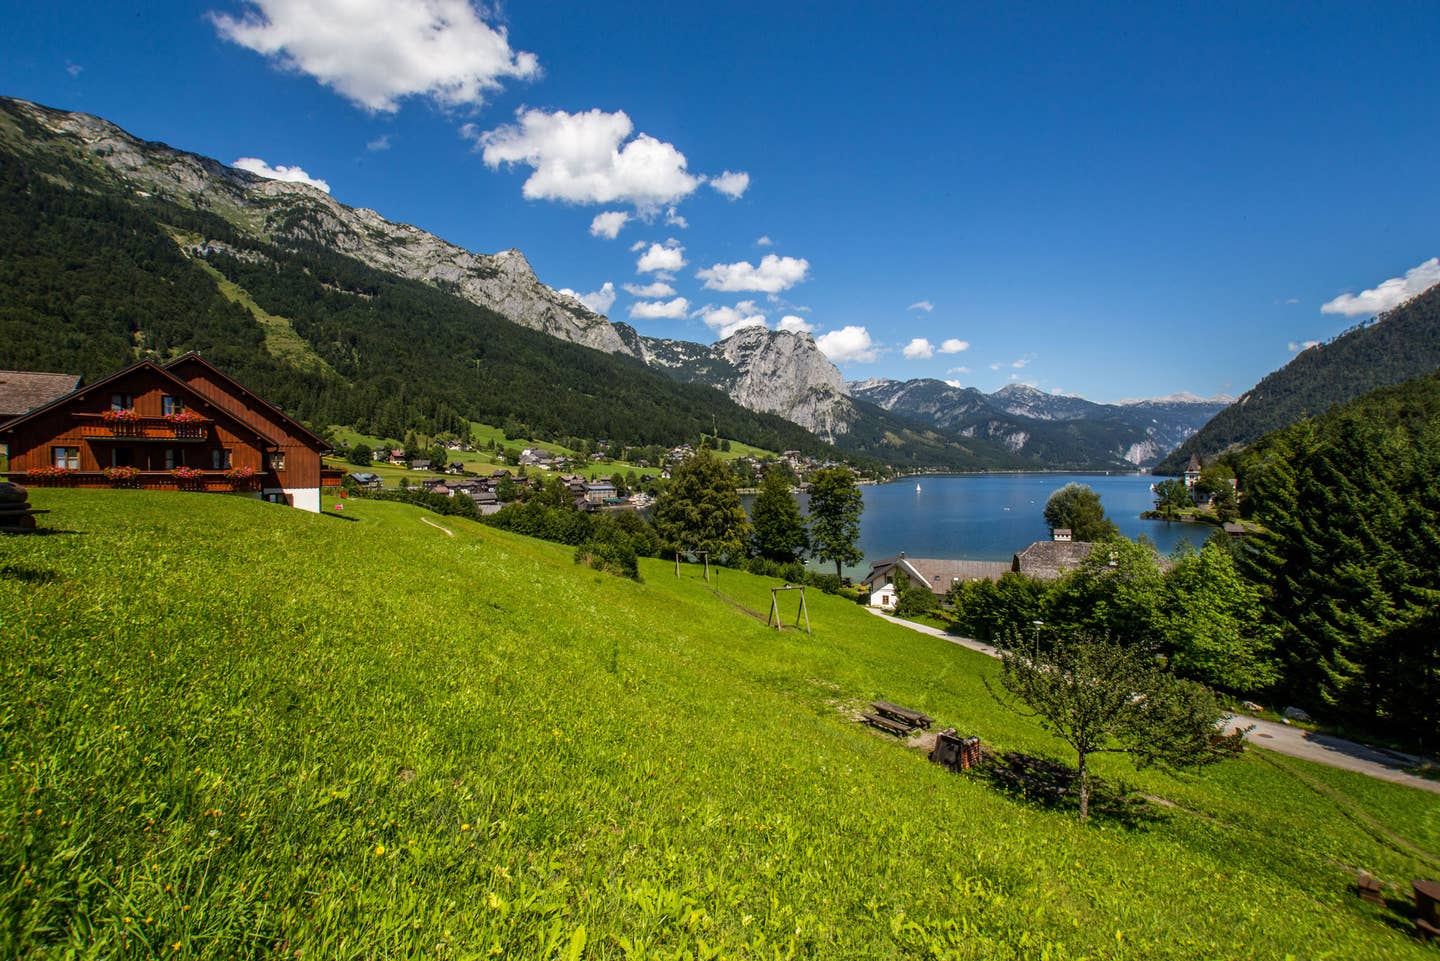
[848,377,1230,469]
[1115,391,1237,406]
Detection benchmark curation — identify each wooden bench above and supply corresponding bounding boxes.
[1416,879,1440,941]
[1355,871,1383,905]
[862,712,916,737]
[872,700,934,730]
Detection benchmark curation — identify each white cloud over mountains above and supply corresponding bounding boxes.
[908,300,934,312]
[698,301,767,338]
[903,338,935,359]
[816,326,879,364]
[623,281,676,298]
[939,338,969,353]
[777,315,813,334]
[629,297,690,319]
[211,0,538,112]
[636,241,686,274]
[589,211,630,239]
[696,254,809,293]
[476,107,701,209]
[557,281,616,315]
[233,157,330,192]
[1321,257,1440,317]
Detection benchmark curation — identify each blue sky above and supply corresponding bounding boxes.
[3,1,1438,402]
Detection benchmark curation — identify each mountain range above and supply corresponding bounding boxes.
[850,379,1228,469]
[1,95,1238,471]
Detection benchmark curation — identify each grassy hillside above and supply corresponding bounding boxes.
[2,491,1437,959]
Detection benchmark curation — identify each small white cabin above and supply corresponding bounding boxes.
[869,582,899,611]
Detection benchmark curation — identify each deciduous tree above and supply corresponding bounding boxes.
[651,450,751,559]
[991,634,1247,822]
[1043,483,1119,541]
[750,468,808,562]
[807,466,864,578]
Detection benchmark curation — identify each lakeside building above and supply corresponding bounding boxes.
[0,353,340,511]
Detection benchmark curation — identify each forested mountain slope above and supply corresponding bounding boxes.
[1232,368,1440,740]
[1156,283,1440,472]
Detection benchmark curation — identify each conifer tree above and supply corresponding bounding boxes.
[751,468,808,562]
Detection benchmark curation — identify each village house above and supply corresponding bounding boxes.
[0,353,339,511]
[861,553,1012,607]
[1010,538,1095,580]
[347,471,383,489]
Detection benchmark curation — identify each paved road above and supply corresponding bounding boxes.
[866,608,1440,794]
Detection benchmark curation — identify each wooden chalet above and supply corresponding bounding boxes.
[0,353,340,511]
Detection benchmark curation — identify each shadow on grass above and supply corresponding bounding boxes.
[2,527,80,537]
[321,512,359,523]
[969,751,1166,829]
[0,564,60,584]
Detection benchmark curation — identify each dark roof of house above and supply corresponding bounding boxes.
[862,554,1010,594]
[0,359,279,448]
[164,352,330,452]
[0,370,82,422]
[1012,541,1095,580]
[1185,453,1203,472]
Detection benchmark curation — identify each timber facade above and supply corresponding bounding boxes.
[0,354,339,511]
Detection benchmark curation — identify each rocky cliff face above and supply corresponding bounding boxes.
[628,326,855,440]
[5,97,873,435]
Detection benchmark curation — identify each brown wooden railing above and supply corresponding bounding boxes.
[4,470,264,492]
[74,413,213,440]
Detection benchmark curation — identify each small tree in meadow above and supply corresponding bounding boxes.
[990,634,1247,823]
[808,466,864,578]
[347,443,373,467]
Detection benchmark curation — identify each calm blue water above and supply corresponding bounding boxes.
[764,473,1204,575]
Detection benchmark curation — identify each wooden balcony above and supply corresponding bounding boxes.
[74,412,213,441]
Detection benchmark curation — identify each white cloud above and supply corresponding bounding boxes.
[365,134,391,151]
[1011,354,1035,369]
[665,207,688,229]
[636,241,686,274]
[939,338,969,354]
[233,157,330,193]
[946,366,971,375]
[989,362,1003,371]
[557,281,616,316]
[698,300,767,338]
[777,315,813,334]
[623,281,676,298]
[66,62,83,78]
[908,300,934,312]
[211,0,538,113]
[589,210,630,240]
[696,254,809,293]
[902,338,935,360]
[477,107,701,208]
[1321,257,1440,317]
[1288,340,1321,352]
[628,297,690,319]
[816,326,879,364]
[756,235,773,247]
[628,240,647,252]
[944,379,963,389]
[710,170,750,199]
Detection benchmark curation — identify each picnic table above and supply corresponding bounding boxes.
[871,701,934,730]
[1416,879,1440,941]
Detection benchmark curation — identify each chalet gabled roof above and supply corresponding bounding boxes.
[164,352,331,452]
[0,370,82,422]
[1185,453,1203,472]
[0,359,281,449]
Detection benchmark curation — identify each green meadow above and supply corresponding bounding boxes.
[2,490,1437,959]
